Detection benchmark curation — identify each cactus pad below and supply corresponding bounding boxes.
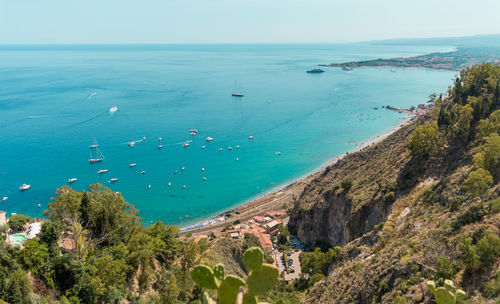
[242,247,264,271]
[242,293,258,304]
[191,265,219,289]
[213,263,226,280]
[218,275,245,304]
[246,264,279,296]
[427,280,466,304]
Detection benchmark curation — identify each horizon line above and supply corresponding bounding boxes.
[0,33,499,46]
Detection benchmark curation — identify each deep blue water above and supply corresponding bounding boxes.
[0,43,455,225]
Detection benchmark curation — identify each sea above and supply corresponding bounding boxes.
[0,43,455,226]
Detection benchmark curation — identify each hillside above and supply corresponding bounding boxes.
[289,63,500,303]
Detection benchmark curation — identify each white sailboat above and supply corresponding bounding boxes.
[89,137,99,149]
[89,147,105,163]
[232,81,244,97]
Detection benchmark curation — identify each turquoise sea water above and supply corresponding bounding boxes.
[0,43,455,225]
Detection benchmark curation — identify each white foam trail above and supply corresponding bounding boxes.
[86,92,97,101]
[27,115,66,119]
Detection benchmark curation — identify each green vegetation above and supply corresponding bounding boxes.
[427,279,466,304]
[191,247,279,304]
[7,214,31,230]
[299,247,341,277]
[407,122,438,157]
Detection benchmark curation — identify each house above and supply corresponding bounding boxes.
[265,220,280,235]
[226,229,241,239]
[253,216,266,223]
[0,211,6,226]
[259,233,273,253]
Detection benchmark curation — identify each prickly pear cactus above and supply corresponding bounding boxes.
[427,279,466,304]
[246,264,279,296]
[191,264,219,289]
[218,275,245,304]
[242,247,264,271]
[190,247,279,303]
[214,263,226,280]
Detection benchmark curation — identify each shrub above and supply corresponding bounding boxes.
[481,271,500,298]
[463,168,493,198]
[476,230,500,268]
[408,122,438,157]
[452,205,485,230]
[341,179,353,192]
[449,196,465,212]
[489,198,500,213]
[435,256,457,280]
[384,192,396,204]
[7,214,31,230]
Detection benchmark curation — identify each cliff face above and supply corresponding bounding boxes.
[289,123,414,248]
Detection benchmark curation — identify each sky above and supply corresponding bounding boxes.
[1,0,500,44]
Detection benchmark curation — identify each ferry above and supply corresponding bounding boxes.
[97,169,108,174]
[307,68,325,73]
[68,178,78,183]
[19,184,31,191]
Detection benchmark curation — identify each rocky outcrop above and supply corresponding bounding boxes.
[288,123,414,248]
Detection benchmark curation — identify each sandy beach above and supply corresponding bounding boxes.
[180,109,413,236]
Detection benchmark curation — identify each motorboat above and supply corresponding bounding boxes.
[109,106,118,113]
[97,169,109,174]
[2,197,8,202]
[147,185,151,189]
[68,178,78,183]
[205,137,214,142]
[140,170,146,174]
[181,167,185,171]
[249,135,253,140]
[201,168,205,172]
[203,177,207,181]
[201,145,206,149]
[236,145,240,149]
[128,142,135,147]
[227,146,233,150]
[218,148,223,152]
[183,143,190,147]
[232,93,244,97]
[19,184,31,191]
[109,178,118,183]
[129,163,137,167]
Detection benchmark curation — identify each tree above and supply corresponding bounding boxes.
[20,239,50,280]
[277,224,290,246]
[459,236,479,272]
[455,104,473,139]
[7,214,31,230]
[473,134,500,176]
[477,231,500,268]
[463,168,493,198]
[408,122,438,157]
[300,247,341,276]
[38,220,63,246]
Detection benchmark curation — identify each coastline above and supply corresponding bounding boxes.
[180,109,413,234]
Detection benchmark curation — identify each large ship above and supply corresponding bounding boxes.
[307,68,325,73]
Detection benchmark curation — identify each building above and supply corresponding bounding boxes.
[0,211,6,226]
[253,216,266,223]
[259,233,273,254]
[265,220,280,235]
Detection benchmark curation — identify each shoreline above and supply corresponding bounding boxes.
[180,109,413,234]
